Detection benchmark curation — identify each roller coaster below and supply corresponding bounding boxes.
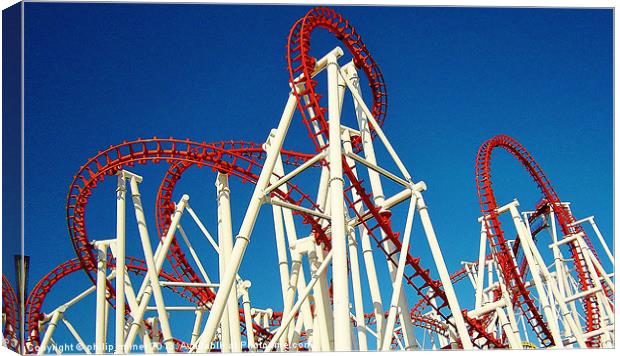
[2,6,614,353]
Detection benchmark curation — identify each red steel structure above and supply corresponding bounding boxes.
[475,134,610,347]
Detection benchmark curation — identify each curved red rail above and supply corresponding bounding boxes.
[476,134,602,347]
[24,256,190,351]
[2,274,19,352]
[25,256,277,352]
[287,7,387,151]
[61,138,336,351]
[156,152,464,348]
[153,142,318,301]
[66,138,328,306]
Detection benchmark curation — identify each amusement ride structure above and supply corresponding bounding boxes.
[2,6,615,353]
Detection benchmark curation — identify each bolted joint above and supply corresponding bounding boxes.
[236,234,250,244]
[118,170,143,184]
[328,176,345,185]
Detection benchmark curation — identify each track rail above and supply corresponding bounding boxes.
[59,139,331,351]
[153,142,318,302]
[475,134,603,347]
[287,7,503,348]
[287,7,387,151]
[24,256,276,352]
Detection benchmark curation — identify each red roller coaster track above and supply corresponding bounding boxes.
[25,256,186,351]
[153,148,460,347]
[475,134,606,347]
[287,7,387,152]
[66,139,328,304]
[286,7,503,348]
[24,256,278,352]
[56,7,506,349]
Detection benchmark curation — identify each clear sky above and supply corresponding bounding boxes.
[20,3,612,348]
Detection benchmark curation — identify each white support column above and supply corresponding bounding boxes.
[341,126,385,348]
[311,243,335,351]
[217,207,231,352]
[346,227,369,351]
[94,241,109,354]
[121,260,154,354]
[507,204,564,347]
[272,155,317,348]
[190,309,204,346]
[546,274,560,323]
[587,218,614,267]
[497,281,522,347]
[337,62,347,113]
[270,172,293,347]
[103,291,110,348]
[239,282,256,352]
[475,222,488,308]
[489,260,523,348]
[326,53,352,351]
[61,318,91,355]
[486,260,494,306]
[341,129,368,351]
[129,176,175,353]
[414,192,474,349]
[359,228,386,348]
[548,210,569,336]
[265,251,334,352]
[344,64,414,348]
[196,92,298,352]
[510,204,586,348]
[309,164,333,352]
[496,307,521,348]
[381,193,416,351]
[124,194,189,349]
[114,173,127,354]
[216,173,243,352]
[286,262,312,348]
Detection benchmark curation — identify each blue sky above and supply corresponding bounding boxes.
[19,3,612,348]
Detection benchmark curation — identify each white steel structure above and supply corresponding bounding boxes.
[27,48,480,352]
[461,199,614,349]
